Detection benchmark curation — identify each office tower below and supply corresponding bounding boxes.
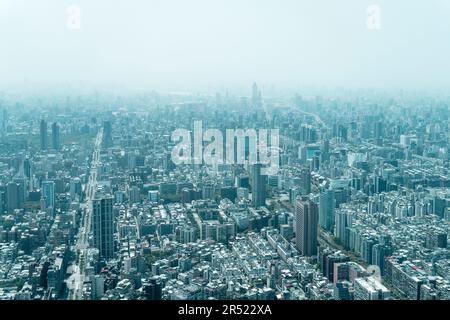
[40,120,48,150]
[114,190,126,204]
[295,196,319,256]
[42,181,55,209]
[288,187,300,205]
[300,167,311,195]
[128,152,137,169]
[148,190,160,203]
[54,178,64,194]
[312,151,321,171]
[374,121,384,139]
[319,188,335,232]
[335,210,354,247]
[251,163,266,207]
[202,184,215,200]
[12,176,25,208]
[69,178,83,200]
[251,82,262,108]
[102,121,113,148]
[0,191,5,214]
[300,125,317,143]
[322,139,330,161]
[319,249,349,282]
[51,122,60,150]
[6,182,20,213]
[90,275,105,300]
[23,158,32,179]
[128,185,140,204]
[181,188,192,204]
[92,195,114,259]
[220,186,237,202]
[375,176,387,194]
[425,230,447,249]
[268,175,280,188]
[371,244,392,276]
[143,277,162,300]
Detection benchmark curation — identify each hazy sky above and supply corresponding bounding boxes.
[1,0,450,93]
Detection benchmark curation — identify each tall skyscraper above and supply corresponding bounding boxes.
[12,176,25,209]
[251,163,266,207]
[23,158,32,179]
[69,178,83,200]
[40,120,48,150]
[295,196,319,256]
[0,190,6,214]
[128,185,140,204]
[6,182,20,213]
[143,277,162,300]
[319,188,335,232]
[51,122,60,150]
[251,82,262,108]
[42,181,55,209]
[322,139,330,161]
[300,167,311,195]
[92,194,114,259]
[102,121,113,148]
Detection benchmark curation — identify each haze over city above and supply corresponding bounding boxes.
[1,0,450,93]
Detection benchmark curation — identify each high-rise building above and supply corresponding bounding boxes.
[334,209,354,247]
[23,158,32,179]
[51,122,60,150]
[251,163,266,207]
[220,186,237,202]
[42,181,55,209]
[0,190,6,214]
[40,120,48,150]
[425,229,447,249]
[102,121,113,148]
[251,82,262,108]
[148,190,160,203]
[319,188,335,232]
[143,277,162,300]
[90,275,105,300]
[69,178,83,200]
[295,196,319,256]
[300,167,311,195]
[6,182,20,213]
[322,139,330,161]
[92,194,114,259]
[372,244,392,276]
[12,176,25,209]
[128,185,140,204]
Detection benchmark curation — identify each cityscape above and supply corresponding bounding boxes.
[0,86,449,301]
[0,1,449,303]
